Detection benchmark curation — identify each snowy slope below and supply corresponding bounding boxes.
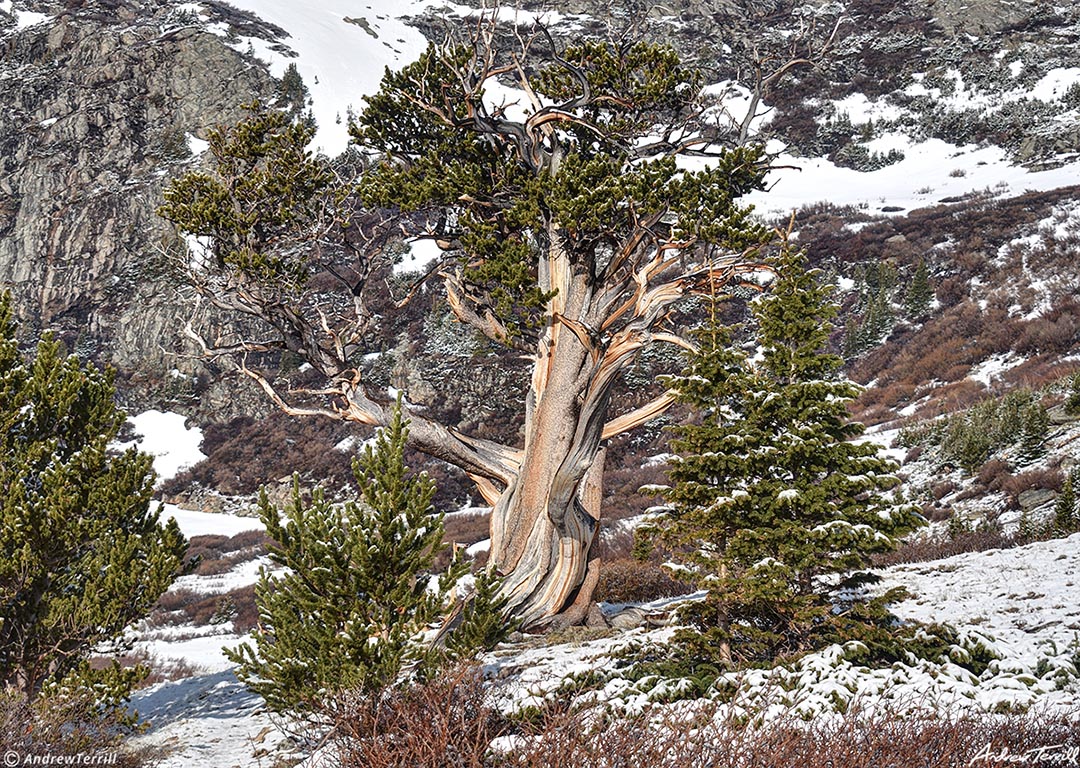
[748,140,1080,219]
[126,411,206,483]
[115,3,1080,764]
[880,533,1080,667]
[202,0,437,154]
[200,0,1080,218]
[127,525,1080,766]
[163,504,264,538]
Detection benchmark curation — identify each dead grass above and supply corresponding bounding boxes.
[88,649,202,688]
[185,529,269,576]
[147,584,259,633]
[327,668,1080,768]
[594,558,689,604]
[0,689,155,765]
[876,526,1017,567]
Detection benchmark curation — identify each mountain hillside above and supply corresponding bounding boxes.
[3,1,1080,765]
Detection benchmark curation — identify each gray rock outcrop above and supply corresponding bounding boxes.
[0,0,275,407]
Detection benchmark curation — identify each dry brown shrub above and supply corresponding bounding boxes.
[976,459,1011,490]
[330,669,1080,768]
[506,703,1080,768]
[600,457,670,524]
[161,411,356,497]
[877,526,1016,566]
[185,529,269,576]
[940,380,993,412]
[1000,468,1064,507]
[436,511,492,570]
[219,528,269,552]
[443,512,491,548]
[150,587,203,617]
[594,526,635,560]
[0,689,154,766]
[332,665,506,768]
[1002,356,1074,390]
[1016,302,1080,355]
[149,584,258,632]
[88,650,201,688]
[594,558,690,604]
[931,480,959,501]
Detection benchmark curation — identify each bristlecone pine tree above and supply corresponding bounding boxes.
[646,237,922,667]
[227,403,501,718]
[159,25,779,629]
[0,293,186,699]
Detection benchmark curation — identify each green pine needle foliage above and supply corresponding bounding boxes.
[899,388,1047,474]
[445,569,517,659]
[352,40,768,339]
[0,293,186,701]
[158,103,332,288]
[643,239,923,668]
[226,403,468,717]
[1066,371,1080,416]
[904,259,933,320]
[1054,472,1079,536]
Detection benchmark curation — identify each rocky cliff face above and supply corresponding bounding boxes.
[0,0,275,407]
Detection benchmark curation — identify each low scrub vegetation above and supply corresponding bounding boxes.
[899,388,1051,473]
[594,558,690,604]
[324,667,1080,768]
[0,688,152,766]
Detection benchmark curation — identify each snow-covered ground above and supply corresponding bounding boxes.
[748,140,1080,219]
[127,502,1080,766]
[882,533,1080,667]
[121,410,206,483]
[163,504,264,538]
[198,0,438,154]
[0,0,51,29]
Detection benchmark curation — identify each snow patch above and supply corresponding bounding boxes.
[185,132,209,155]
[211,0,436,155]
[395,237,443,275]
[466,538,491,556]
[1031,67,1080,101]
[745,137,1080,218]
[2,0,51,29]
[968,352,1024,387]
[125,410,207,482]
[161,503,264,538]
[832,92,905,123]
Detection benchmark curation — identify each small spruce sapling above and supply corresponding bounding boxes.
[904,259,933,320]
[227,402,468,718]
[1018,402,1050,463]
[1054,470,1079,536]
[1065,372,1080,416]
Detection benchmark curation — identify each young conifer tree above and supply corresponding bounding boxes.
[0,293,186,700]
[904,259,933,319]
[1054,471,1078,535]
[649,235,922,666]
[1066,372,1080,416]
[227,402,488,718]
